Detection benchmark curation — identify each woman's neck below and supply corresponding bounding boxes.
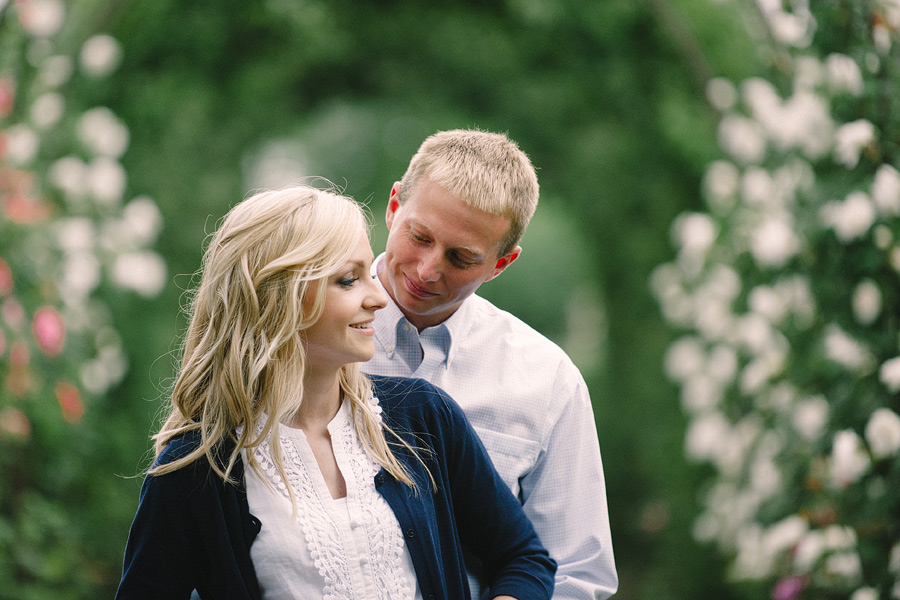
[291,369,342,432]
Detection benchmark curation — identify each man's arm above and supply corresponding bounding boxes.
[520,371,618,600]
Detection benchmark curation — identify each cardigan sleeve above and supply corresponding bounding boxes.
[115,436,261,600]
[116,453,206,599]
[427,384,557,600]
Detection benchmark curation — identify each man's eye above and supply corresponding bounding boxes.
[451,254,476,268]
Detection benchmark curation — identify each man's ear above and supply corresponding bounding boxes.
[486,245,522,282]
[385,182,402,230]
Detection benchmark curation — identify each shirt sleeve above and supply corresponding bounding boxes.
[434,390,558,600]
[520,370,618,600]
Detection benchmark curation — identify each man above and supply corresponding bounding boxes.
[364,129,617,599]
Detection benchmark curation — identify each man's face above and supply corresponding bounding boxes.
[379,176,520,331]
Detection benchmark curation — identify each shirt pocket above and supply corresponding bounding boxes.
[472,427,540,498]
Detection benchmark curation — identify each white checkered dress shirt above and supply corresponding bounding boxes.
[363,256,617,600]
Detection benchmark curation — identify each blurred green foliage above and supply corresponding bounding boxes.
[3,0,768,597]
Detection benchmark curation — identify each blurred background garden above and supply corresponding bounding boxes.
[2,0,900,598]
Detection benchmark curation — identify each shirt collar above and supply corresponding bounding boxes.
[370,253,475,368]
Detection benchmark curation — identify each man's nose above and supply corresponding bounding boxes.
[418,249,442,282]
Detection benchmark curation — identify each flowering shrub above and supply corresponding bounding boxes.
[652,1,900,598]
[0,1,165,595]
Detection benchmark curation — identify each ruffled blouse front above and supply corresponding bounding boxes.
[243,399,422,600]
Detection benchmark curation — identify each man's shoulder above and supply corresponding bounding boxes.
[465,294,575,364]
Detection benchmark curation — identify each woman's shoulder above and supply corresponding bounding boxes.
[369,374,446,404]
[368,375,464,426]
[154,430,237,469]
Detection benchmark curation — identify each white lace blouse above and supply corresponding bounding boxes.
[243,400,423,600]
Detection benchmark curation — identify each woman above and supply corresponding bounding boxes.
[116,186,555,600]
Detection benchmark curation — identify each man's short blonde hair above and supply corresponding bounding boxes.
[397,129,539,257]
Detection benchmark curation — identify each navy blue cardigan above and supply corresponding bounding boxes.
[116,376,555,600]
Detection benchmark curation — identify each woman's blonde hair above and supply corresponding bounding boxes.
[151,185,419,496]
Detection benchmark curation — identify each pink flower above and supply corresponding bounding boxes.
[32,306,65,356]
[2,296,25,326]
[0,258,13,296]
[773,575,808,600]
[6,341,31,396]
[0,77,14,118]
[0,407,31,441]
[55,381,84,423]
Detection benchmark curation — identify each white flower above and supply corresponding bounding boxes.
[707,77,738,111]
[3,124,39,165]
[80,34,123,78]
[664,337,706,382]
[718,115,766,164]
[741,167,775,206]
[30,92,64,130]
[824,524,857,549]
[864,408,900,458]
[874,24,892,54]
[820,192,876,243]
[708,344,738,385]
[673,212,718,257]
[794,55,825,90]
[111,252,167,297]
[826,54,864,96]
[852,279,882,325]
[879,356,900,393]
[49,156,88,198]
[890,541,900,574]
[122,196,163,245]
[794,530,825,570]
[784,92,834,158]
[749,285,788,324]
[39,54,73,88]
[87,157,127,207]
[18,0,65,37]
[792,395,829,441]
[56,218,95,253]
[874,225,894,249]
[834,119,876,168]
[685,411,732,463]
[703,160,740,211]
[851,587,879,600]
[824,324,873,372]
[77,107,130,158]
[60,252,101,300]
[872,164,900,216]
[756,0,816,48]
[824,552,862,579]
[681,374,721,413]
[829,429,870,488]
[749,214,801,268]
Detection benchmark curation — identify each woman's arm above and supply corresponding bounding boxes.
[116,465,203,599]
[435,391,557,600]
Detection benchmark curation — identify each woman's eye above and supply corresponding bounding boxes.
[337,276,359,288]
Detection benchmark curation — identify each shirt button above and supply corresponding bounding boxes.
[405,528,415,538]
[375,473,385,485]
[401,323,410,331]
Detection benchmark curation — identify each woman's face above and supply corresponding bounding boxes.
[303,228,388,374]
